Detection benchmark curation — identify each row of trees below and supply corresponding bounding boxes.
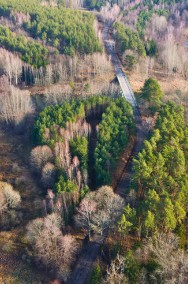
[0,48,112,86]
[95,97,134,185]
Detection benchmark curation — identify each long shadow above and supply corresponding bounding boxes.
[86,112,103,190]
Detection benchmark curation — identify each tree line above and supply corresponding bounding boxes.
[95,97,135,185]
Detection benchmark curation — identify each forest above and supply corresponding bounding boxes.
[0,0,188,283]
[0,0,102,56]
[0,25,48,68]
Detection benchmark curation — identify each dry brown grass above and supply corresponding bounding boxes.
[0,123,52,283]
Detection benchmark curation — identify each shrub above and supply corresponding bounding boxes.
[0,182,21,228]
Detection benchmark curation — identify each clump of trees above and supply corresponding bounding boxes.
[100,3,120,22]
[113,22,146,58]
[0,86,33,128]
[0,181,21,228]
[34,96,134,191]
[103,232,188,284]
[140,77,163,114]
[116,0,188,80]
[33,96,134,222]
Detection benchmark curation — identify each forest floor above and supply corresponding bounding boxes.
[0,123,51,283]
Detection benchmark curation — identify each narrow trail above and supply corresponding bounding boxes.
[67,23,146,284]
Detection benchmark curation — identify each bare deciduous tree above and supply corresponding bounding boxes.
[0,182,21,213]
[75,186,124,237]
[0,182,21,228]
[103,253,128,284]
[143,232,188,284]
[27,213,79,281]
[75,198,97,239]
[30,145,54,173]
[92,186,125,236]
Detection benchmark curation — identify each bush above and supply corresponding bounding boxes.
[89,264,102,284]
[123,54,138,71]
[0,182,21,228]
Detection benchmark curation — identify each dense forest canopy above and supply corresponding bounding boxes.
[123,103,188,237]
[0,25,48,68]
[0,0,102,58]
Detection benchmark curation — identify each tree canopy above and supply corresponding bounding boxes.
[141,77,163,113]
[0,0,102,58]
[130,102,188,236]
